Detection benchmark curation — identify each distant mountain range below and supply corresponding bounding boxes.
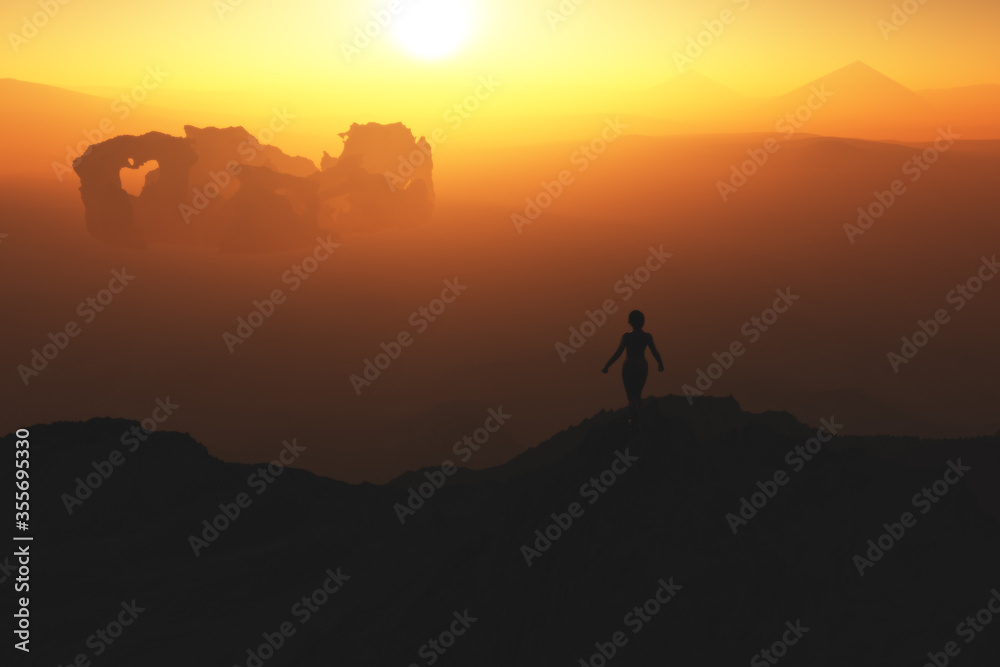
[630,61,1000,140]
[12,396,1000,665]
[3,61,998,182]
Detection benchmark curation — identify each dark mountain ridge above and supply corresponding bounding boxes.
[7,395,1000,665]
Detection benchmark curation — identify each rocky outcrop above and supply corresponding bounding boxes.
[72,132,197,247]
[72,122,435,252]
[11,396,1000,665]
[317,122,435,232]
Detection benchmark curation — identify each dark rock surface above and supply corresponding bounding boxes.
[9,396,1000,666]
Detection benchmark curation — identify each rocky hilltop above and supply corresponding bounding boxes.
[9,396,1000,665]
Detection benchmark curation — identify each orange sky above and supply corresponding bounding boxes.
[3,0,999,117]
[2,1,1000,480]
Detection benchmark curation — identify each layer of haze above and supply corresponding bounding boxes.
[2,0,999,483]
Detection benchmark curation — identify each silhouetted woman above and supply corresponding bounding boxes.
[602,310,663,429]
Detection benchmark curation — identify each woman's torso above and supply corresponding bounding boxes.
[624,331,650,362]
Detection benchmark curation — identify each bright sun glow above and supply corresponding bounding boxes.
[392,0,474,60]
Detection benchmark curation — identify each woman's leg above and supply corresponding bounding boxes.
[635,362,648,401]
[622,361,648,424]
[632,362,648,422]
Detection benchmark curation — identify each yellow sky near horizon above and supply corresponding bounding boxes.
[2,0,999,120]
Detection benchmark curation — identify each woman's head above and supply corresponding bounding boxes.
[628,310,645,329]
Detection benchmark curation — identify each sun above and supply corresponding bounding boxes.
[392,0,475,60]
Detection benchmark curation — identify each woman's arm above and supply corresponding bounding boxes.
[602,334,627,373]
[648,334,664,371]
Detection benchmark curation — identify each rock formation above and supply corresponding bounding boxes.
[72,132,197,247]
[72,122,435,252]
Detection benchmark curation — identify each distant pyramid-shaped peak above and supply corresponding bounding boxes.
[811,61,921,97]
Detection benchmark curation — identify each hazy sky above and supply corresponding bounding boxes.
[3,0,998,110]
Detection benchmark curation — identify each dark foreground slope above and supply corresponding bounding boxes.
[7,396,1000,666]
